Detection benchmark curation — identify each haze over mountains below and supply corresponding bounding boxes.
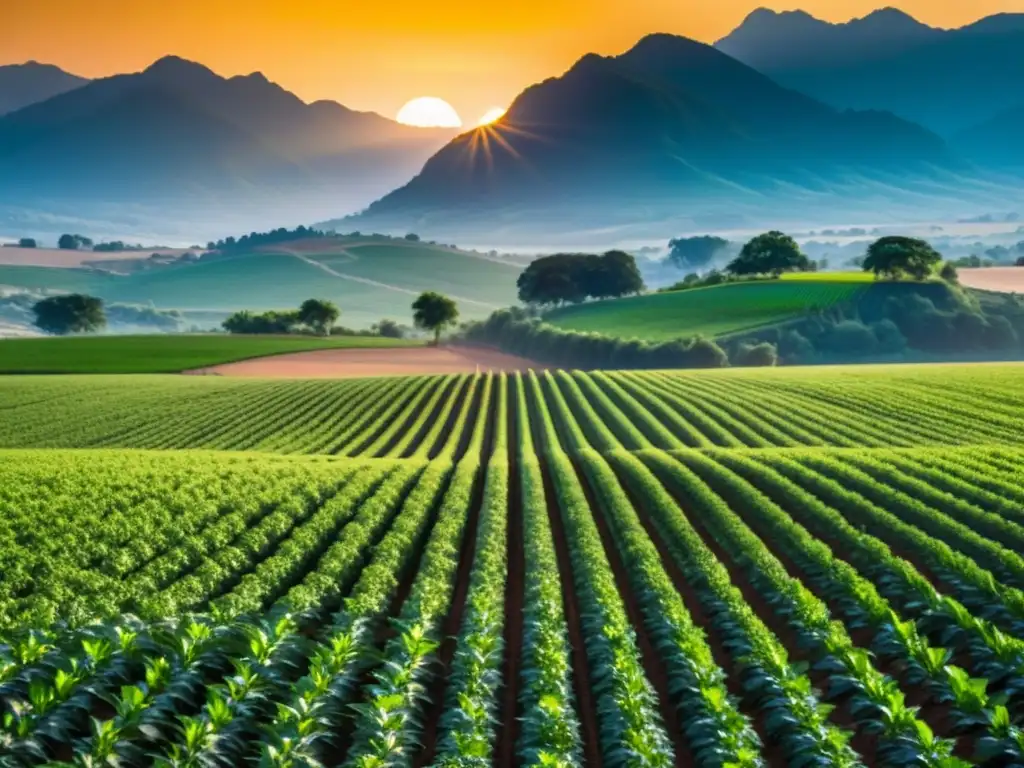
[346,32,996,238]
[0,57,454,239]
[2,8,1024,244]
[716,8,1024,136]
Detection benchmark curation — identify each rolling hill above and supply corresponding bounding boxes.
[0,57,455,230]
[0,239,522,329]
[716,9,1024,136]
[348,33,966,237]
[544,276,871,340]
[0,62,87,115]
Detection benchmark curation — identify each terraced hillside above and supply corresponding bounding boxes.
[3,364,1024,766]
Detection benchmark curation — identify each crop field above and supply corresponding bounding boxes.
[0,335,418,374]
[3,363,1024,766]
[545,278,868,340]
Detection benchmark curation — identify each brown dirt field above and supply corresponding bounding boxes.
[187,346,545,378]
[958,267,1024,293]
[0,246,189,268]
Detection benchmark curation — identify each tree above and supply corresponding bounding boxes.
[667,235,729,270]
[586,250,645,299]
[57,234,93,251]
[412,291,459,345]
[727,231,811,276]
[298,299,340,336]
[33,294,106,335]
[404,233,421,242]
[517,251,644,305]
[863,236,942,280]
[372,319,406,338]
[18,238,36,249]
[939,262,959,284]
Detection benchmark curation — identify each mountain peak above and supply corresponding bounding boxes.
[142,55,217,81]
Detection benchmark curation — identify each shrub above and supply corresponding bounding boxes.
[733,342,779,367]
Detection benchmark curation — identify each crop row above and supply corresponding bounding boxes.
[4,364,1024,454]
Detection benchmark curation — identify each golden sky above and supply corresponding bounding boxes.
[3,1,1020,124]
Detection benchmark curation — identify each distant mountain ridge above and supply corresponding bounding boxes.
[716,8,1024,135]
[350,33,964,236]
[0,56,455,227]
[0,62,88,115]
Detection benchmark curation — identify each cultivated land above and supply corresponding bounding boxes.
[545,276,868,340]
[193,346,543,378]
[5,363,1024,766]
[0,334,418,374]
[0,239,522,328]
[958,267,1024,293]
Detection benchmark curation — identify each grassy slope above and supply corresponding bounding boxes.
[0,334,419,374]
[0,244,522,327]
[545,278,867,341]
[305,243,521,307]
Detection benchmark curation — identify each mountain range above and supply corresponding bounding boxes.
[346,33,985,236]
[716,8,1024,136]
[3,9,1024,243]
[0,57,454,234]
[0,62,88,116]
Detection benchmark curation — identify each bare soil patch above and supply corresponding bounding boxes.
[958,267,1024,293]
[0,247,188,268]
[188,346,544,378]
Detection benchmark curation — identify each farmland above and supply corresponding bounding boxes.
[0,241,521,329]
[0,335,418,374]
[2,363,1024,765]
[545,277,869,340]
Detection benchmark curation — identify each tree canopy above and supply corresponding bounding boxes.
[412,291,459,344]
[667,235,730,270]
[298,299,340,336]
[517,250,645,305]
[33,294,106,335]
[727,231,811,276]
[57,234,94,251]
[17,238,36,249]
[863,236,943,280]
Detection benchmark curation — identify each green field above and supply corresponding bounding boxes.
[545,278,867,340]
[304,242,522,307]
[4,363,1024,765]
[0,242,522,328]
[0,334,417,374]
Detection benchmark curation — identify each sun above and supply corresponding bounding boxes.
[477,107,507,126]
[396,97,462,128]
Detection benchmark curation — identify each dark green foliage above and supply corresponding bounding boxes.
[412,291,459,343]
[371,319,407,338]
[863,236,942,280]
[57,234,93,251]
[517,251,645,305]
[940,262,959,283]
[223,310,301,335]
[666,235,730,270]
[105,304,182,331]
[823,320,877,356]
[727,231,811,276]
[207,226,326,254]
[733,341,779,367]
[32,294,105,335]
[464,308,727,369]
[17,238,36,249]
[298,299,340,336]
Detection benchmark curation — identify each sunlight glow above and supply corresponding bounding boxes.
[396,96,462,127]
[477,107,507,126]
